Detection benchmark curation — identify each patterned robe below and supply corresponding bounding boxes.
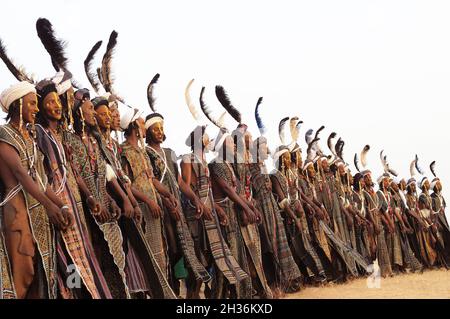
[315,174,357,277]
[120,141,169,277]
[182,153,247,294]
[431,192,450,262]
[103,137,176,298]
[233,162,272,298]
[420,192,448,267]
[35,125,110,299]
[363,189,392,277]
[249,164,301,287]
[377,190,403,268]
[272,170,326,279]
[209,159,252,299]
[390,191,423,272]
[407,193,437,268]
[351,191,374,264]
[0,123,56,299]
[147,146,210,285]
[64,132,129,298]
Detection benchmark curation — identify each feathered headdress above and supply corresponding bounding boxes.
[289,117,299,141]
[215,85,241,124]
[147,73,160,113]
[36,18,67,72]
[361,145,370,169]
[410,157,417,178]
[327,132,337,157]
[200,87,224,129]
[254,97,266,135]
[185,79,201,122]
[430,161,437,178]
[84,41,103,94]
[99,30,124,104]
[35,18,80,89]
[0,38,34,83]
[354,153,361,172]
[278,117,289,145]
[380,150,398,176]
[415,154,425,175]
[305,129,314,145]
[335,138,345,160]
[312,125,325,156]
[306,137,320,162]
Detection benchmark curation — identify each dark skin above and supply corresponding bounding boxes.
[363,174,383,235]
[0,92,72,230]
[122,119,163,220]
[300,164,330,222]
[147,122,205,222]
[389,182,413,234]
[406,183,429,231]
[76,100,114,223]
[60,96,102,219]
[210,136,257,225]
[380,178,396,233]
[180,133,225,224]
[95,104,139,220]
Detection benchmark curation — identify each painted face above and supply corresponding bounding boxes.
[109,107,121,131]
[148,121,164,144]
[364,173,373,187]
[42,91,63,121]
[282,151,291,168]
[81,100,97,127]
[95,105,111,130]
[399,180,407,191]
[321,158,330,173]
[382,177,390,190]
[21,92,39,125]
[435,180,442,192]
[391,181,399,192]
[306,163,316,178]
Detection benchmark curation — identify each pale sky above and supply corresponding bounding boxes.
[0,0,449,219]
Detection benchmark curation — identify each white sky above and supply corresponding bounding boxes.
[0,0,449,220]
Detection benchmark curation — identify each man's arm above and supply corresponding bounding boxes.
[0,142,67,230]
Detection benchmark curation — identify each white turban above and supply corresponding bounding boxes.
[52,70,72,95]
[120,108,143,131]
[145,114,164,130]
[0,81,36,113]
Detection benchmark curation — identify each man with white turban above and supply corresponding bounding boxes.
[0,81,73,299]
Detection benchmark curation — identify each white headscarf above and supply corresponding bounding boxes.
[0,81,36,113]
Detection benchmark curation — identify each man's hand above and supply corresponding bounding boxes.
[122,198,135,219]
[46,204,70,230]
[146,199,162,219]
[167,194,178,209]
[87,195,101,216]
[110,199,121,220]
[133,205,143,224]
[215,206,228,226]
[193,198,204,220]
[201,204,213,221]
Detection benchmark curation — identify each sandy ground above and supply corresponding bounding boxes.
[284,269,450,299]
